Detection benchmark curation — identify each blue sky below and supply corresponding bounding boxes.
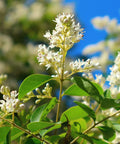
[64,0,120,57]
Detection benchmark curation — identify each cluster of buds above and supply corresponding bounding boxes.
[23,83,52,104]
[0,85,24,113]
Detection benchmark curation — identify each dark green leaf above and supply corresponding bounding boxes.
[19,74,53,99]
[27,122,55,132]
[63,84,89,96]
[60,106,88,122]
[104,89,111,98]
[31,97,57,122]
[92,138,109,144]
[101,98,120,109]
[72,76,103,102]
[74,101,96,121]
[47,135,61,143]
[97,126,116,141]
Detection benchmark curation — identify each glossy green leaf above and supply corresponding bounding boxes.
[27,122,55,132]
[60,106,88,122]
[31,97,57,122]
[19,74,53,99]
[0,127,10,143]
[101,98,120,109]
[97,126,116,141]
[63,84,89,96]
[72,76,103,102]
[74,101,96,121]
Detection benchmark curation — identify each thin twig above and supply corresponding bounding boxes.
[70,109,120,144]
[0,116,50,144]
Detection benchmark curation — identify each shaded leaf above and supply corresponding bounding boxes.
[97,126,116,141]
[104,89,111,98]
[31,97,57,122]
[11,128,24,141]
[92,138,109,144]
[19,74,53,99]
[74,101,96,121]
[101,98,120,109]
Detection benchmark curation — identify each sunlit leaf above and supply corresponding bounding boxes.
[74,101,96,121]
[60,106,88,122]
[19,74,53,99]
[27,122,55,132]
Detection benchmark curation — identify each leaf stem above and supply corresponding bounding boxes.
[0,116,50,144]
[70,109,120,144]
[56,51,66,122]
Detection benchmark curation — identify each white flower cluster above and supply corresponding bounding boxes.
[37,44,63,71]
[0,86,24,113]
[69,59,100,73]
[44,13,84,50]
[92,16,120,33]
[107,52,120,86]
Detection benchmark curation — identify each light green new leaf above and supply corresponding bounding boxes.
[31,97,57,122]
[104,89,111,98]
[74,101,96,121]
[19,74,53,99]
[72,76,103,103]
[97,126,116,142]
[27,122,55,132]
[60,106,88,122]
[63,84,89,96]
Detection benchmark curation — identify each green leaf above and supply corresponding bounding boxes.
[31,97,57,122]
[97,126,116,141]
[27,122,55,132]
[40,123,61,136]
[60,106,88,122]
[92,138,109,144]
[47,135,61,144]
[72,76,103,102]
[63,84,89,96]
[0,127,10,143]
[74,101,96,121]
[101,98,120,109]
[11,128,24,141]
[104,89,111,98]
[19,74,53,99]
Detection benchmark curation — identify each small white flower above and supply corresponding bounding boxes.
[44,13,84,50]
